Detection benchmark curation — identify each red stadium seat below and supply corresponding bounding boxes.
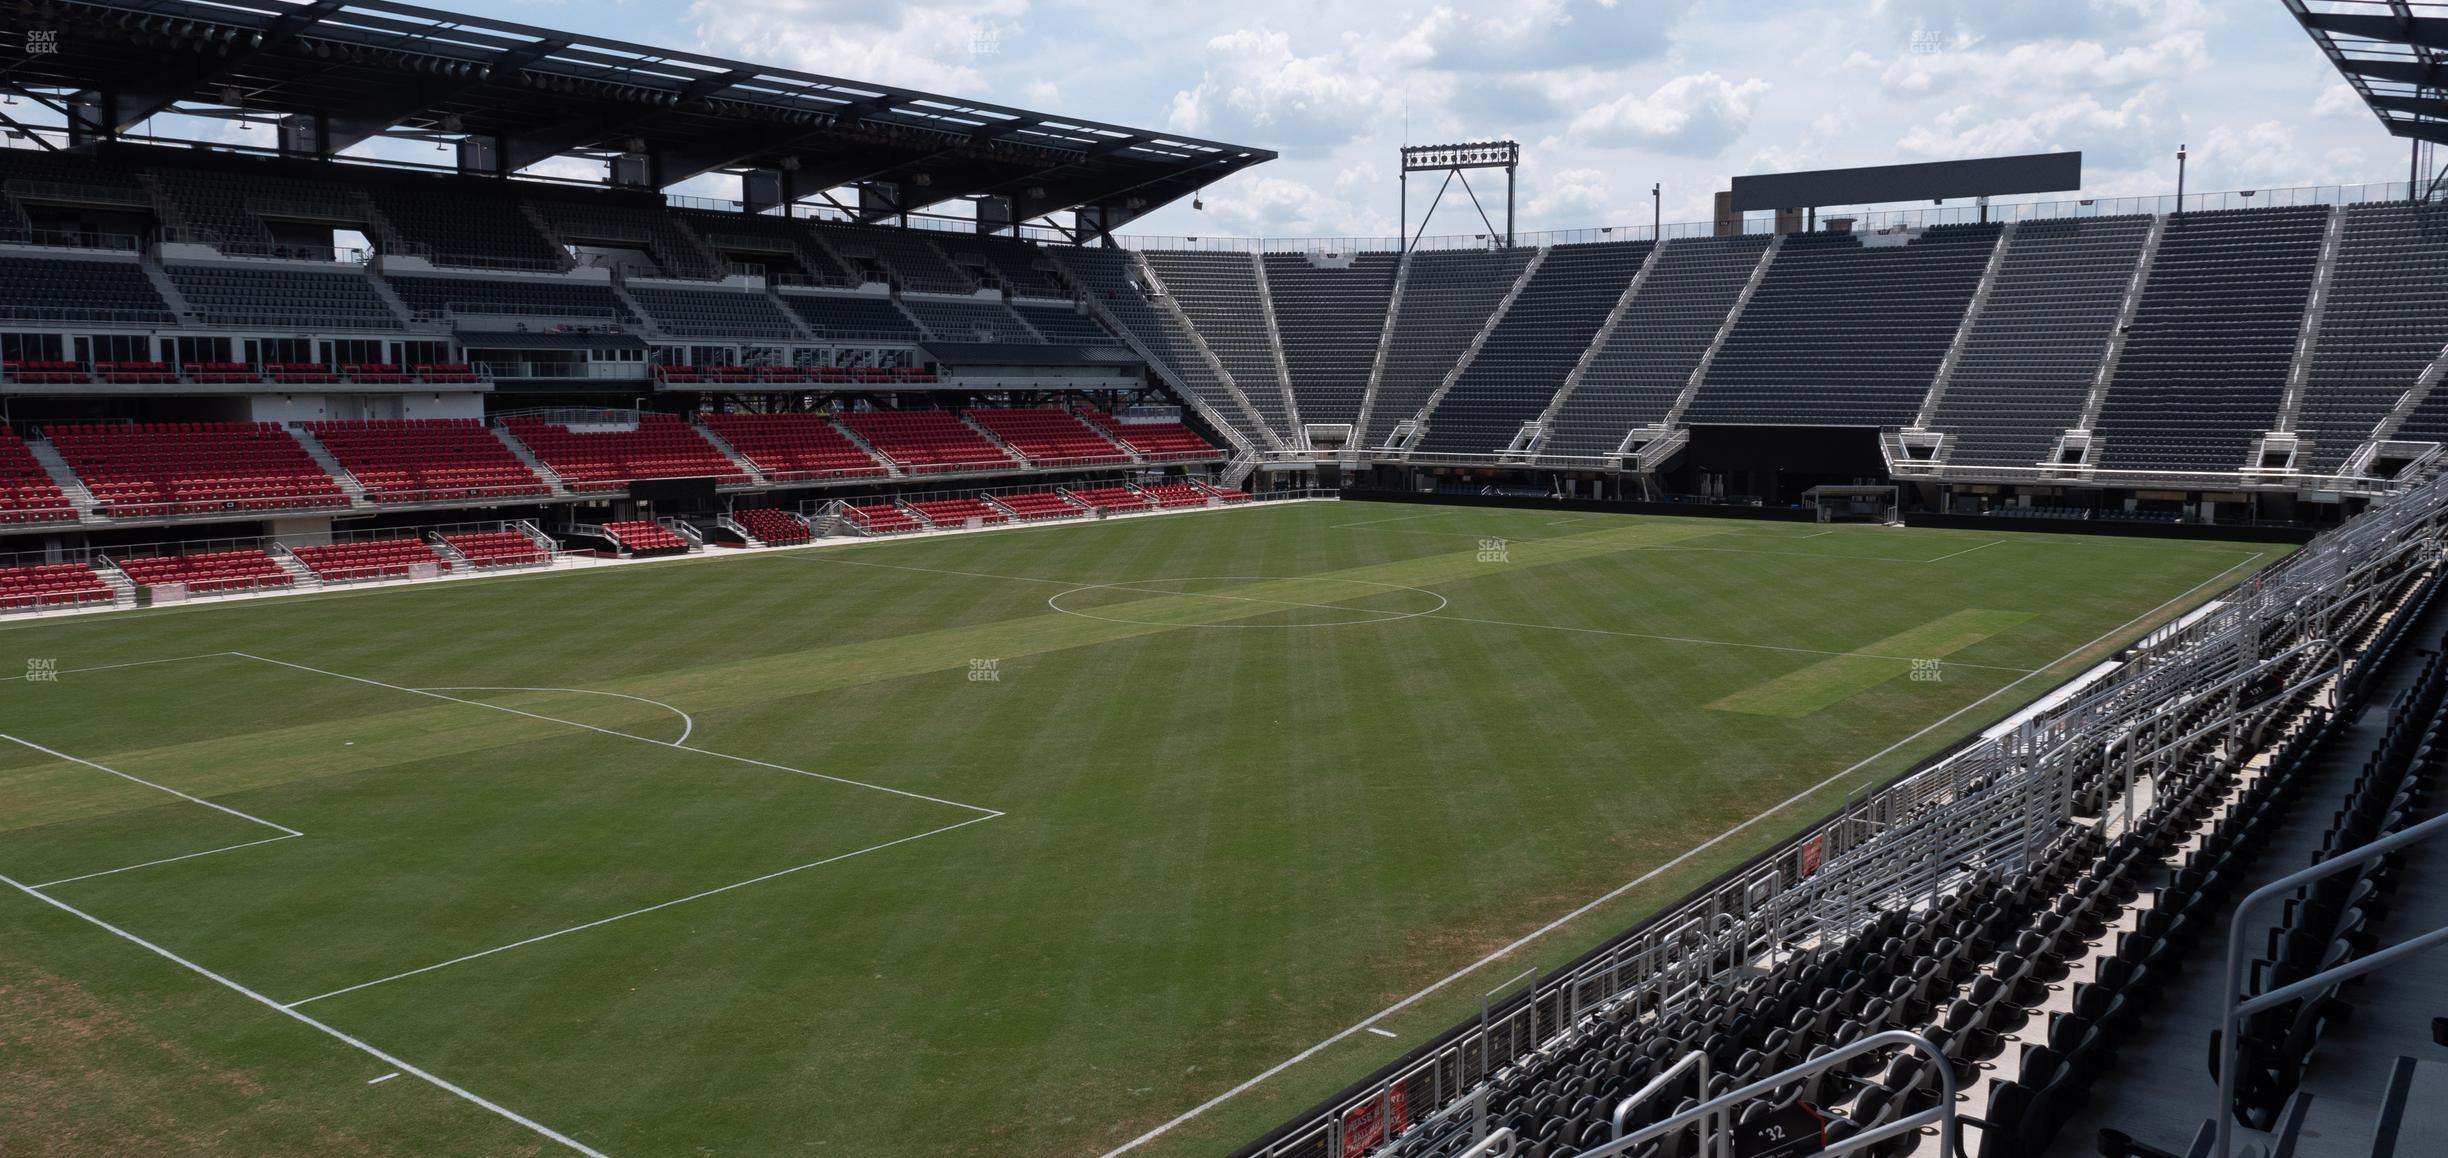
[601,520,690,555]
[285,537,450,582]
[843,503,921,534]
[966,408,1134,467]
[732,507,812,545]
[500,414,749,490]
[700,413,888,481]
[304,419,547,505]
[442,531,550,569]
[0,562,113,612]
[44,422,349,518]
[113,549,291,594]
[1069,486,1153,513]
[992,491,1086,521]
[0,428,78,525]
[906,497,1006,528]
[1138,484,1212,509]
[836,411,1016,475]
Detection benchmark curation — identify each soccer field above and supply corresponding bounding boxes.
[0,500,2281,1156]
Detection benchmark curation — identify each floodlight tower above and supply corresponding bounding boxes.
[1400,140,1521,252]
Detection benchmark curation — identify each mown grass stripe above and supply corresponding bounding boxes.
[1706,609,2037,718]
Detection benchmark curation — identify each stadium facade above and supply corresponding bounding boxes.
[7,3,2448,1158]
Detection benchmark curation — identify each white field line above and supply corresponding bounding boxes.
[368,1072,400,1085]
[787,555,2042,673]
[283,812,1002,1008]
[228,653,1000,818]
[1099,548,2272,1155]
[1,651,242,681]
[1326,511,1453,531]
[416,686,696,746]
[29,832,302,889]
[1924,539,2007,563]
[0,732,301,837]
[0,870,607,1156]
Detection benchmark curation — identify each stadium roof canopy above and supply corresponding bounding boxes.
[0,0,1275,234]
[2288,0,2448,146]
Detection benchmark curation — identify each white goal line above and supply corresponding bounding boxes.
[0,868,608,1157]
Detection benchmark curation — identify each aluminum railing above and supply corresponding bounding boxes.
[2211,808,2448,1158]
[1579,1030,1961,1158]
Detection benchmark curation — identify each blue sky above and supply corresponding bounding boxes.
[404,0,2386,239]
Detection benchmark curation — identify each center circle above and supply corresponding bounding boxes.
[1045,576,1448,629]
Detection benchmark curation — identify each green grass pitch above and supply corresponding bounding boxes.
[0,501,2281,1156]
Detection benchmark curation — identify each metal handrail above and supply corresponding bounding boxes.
[1577,1029,1960,1158]
[2212,808,2448,1158]
[1609,1050,1719,1154]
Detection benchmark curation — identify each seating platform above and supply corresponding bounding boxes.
[599,520,690,556]
[0,428,78,525]
[1196,483,1253,503]
[287,537,451,582]
[500,415,749,491]
[44,422,349,518]
[732,507,812,546]
[1079,411,1220,461]
[305,419,548,504]
[843,502,922,534]
[113,549,291,593]
[907,497,1007,527]
[698,413,888,481]
[965,408,1133,466]
[0,562,112,611]
[836,411,1016,474]
[1068,486,1152,512]
[1139,484,1210,509]
[992,491,1084,520]
[441,531,550,569]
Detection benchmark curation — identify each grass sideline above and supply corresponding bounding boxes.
[0,502,2279,1155]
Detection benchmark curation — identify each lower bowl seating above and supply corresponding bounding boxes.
[0,562,112,611]
[113,549,291,593]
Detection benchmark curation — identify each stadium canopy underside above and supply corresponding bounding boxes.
[2289,0,2448,147]
[0,0,1274,237]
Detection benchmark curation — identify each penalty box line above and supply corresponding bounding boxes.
[0,729,303,840]
[226,652,1003,818]
[1101,548,2273,1155]
[0,868,607,1157]
[281,810,1000,1009]
[209,652,1011,1006]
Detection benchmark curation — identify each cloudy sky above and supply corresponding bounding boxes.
[408,0,2382,239]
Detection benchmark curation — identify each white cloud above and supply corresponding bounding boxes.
[2311,80,2366,120]
[1190,172,1392,239]
[1873,33,2207,95]
[1166,28,1407,149]
[1564,73,1770,155]
[688,0,1027,94]
[384,0,2403,239]
[1526,165,1613,220]
[1894,92,2158,164]
[1419,0,1694,73]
